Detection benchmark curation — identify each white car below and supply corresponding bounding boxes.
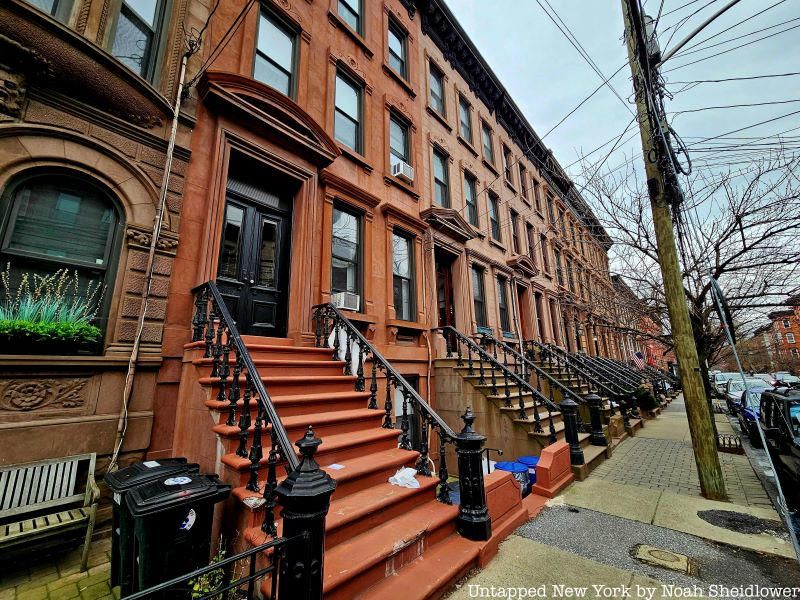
[713,372,737,397]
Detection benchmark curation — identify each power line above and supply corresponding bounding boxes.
[672,15,800,60]
[666,71,800,85]
[670,98,800,116]
[663,22,800,73]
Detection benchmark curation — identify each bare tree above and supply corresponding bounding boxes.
[579,148,800,390]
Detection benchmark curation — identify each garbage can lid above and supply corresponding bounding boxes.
[126,473,231,517]
[516,456,540,468]
[105,458,199,493]
[493,461,528,474]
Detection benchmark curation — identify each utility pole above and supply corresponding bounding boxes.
[620,0,727,499]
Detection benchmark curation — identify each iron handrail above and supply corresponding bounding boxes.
[438,326,561,413]
[538,342,636,395]
[313,303,456,440]
[593,356,647,386]
[122,534,303,599]
[581,354,642,387]
[523,339,621,398]
[192,281,299,471]
[476,332,586,406]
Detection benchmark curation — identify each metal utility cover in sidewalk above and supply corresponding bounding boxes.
[632,544,694,574]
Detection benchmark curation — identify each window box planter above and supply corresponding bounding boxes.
[0,321,102,355]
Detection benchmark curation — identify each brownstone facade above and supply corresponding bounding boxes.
[0,0,190,474]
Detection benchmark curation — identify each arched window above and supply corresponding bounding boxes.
[0,173,123,339]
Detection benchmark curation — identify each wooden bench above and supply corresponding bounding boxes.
[0,454,99,571]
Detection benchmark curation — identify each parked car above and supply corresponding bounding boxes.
[751,373,774,385]
[760,387,800,485]
[724,378,767,414]
[774,374,800,386]
[713,372,738,397]
[738,390,764,448]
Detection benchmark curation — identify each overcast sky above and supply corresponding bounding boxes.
[447,0,800,193]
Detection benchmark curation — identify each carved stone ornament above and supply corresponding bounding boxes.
[0,65,26,122]
[126,227,179,250]
[0,379,86,412]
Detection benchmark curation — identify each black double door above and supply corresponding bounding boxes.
[216,188,292,337]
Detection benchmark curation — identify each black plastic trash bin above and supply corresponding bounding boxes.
[126,473,231,597]
[105,458,199,596]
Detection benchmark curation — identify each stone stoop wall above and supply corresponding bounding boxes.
[434,358,549,474]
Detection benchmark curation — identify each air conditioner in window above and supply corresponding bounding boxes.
[391,160,415,183]
[331,291,360,312]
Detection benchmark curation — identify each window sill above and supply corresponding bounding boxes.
[468,224,486,239]
[542,271,553,280]
[457,135,479,158]
[482,158,499,176]
[383,64,416,97]
[427,105,451,131]
[339,310,376,324]
[387,319,428,332]
[328,11,374,59]
[384,174,421,199]
[338,144,374,173]
[489,238,506,252]
[505,179,517,193]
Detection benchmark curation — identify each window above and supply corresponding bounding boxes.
[389,114,410,168]
[1,173,122,335]
[566,258,574,292]
[464,173,478,226]
[497,276,511,334]
[535,292,546,341]
[526,224,536,264]
[519,165,528,201]
[488,193,501,242]
[472,266,487,328]
[533,179,542,212]
[549,298,560,344]
[335,71,362,153]
[458,96,473,143]
[254,9,297,97]
[481,122,494,164]
[502,146,513,183]
[546,194,555,224]
[111,0,166,80]
[338,0,362,34]
[429,63,446,115]
[387,19,407,78]
[510,210,521,254]
[25,0,72,21]
[558,209,566,236]
[331,206,361,297]
[792,348,799,358]
[540,234,550,272]
[432,148,450,208]
[554,249,563,286]
[784,319,791,328]
[392,232,414,321]
[788,333,796,344]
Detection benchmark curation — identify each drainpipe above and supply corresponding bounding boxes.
[108,52,190,472]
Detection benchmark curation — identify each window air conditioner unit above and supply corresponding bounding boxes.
[331,291,360,312]
[391,160,414,183]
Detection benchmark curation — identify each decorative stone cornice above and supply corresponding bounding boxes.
[507,254,538,279]
[420,206,474,244]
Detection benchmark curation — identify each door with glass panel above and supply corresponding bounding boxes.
[216,192,291,337]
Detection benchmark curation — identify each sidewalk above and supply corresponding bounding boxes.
[447,395,799,599]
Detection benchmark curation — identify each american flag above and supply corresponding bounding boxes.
[632,351,646,369]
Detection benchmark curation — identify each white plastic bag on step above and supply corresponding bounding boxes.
[388,467,420,489]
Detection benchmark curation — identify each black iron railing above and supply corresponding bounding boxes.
[312,304,491,541]
[437,326,560,443]
[536,342,636,397]
[192,282,298,537]
[587,355,643,388]
[122,535,299,600]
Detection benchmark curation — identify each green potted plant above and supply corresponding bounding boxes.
[0,265,104,355]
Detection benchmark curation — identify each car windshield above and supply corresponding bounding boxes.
[716,373,736,383]
[744,391,762,407]
[729,380,763,393]
[790,405,800,436]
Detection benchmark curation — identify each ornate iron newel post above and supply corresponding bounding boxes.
[561,398,585,466]
[275,426,337,600]
[585,392,608,447]
[455,408,492,542]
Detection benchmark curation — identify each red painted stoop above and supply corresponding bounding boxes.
[185,336,533,599]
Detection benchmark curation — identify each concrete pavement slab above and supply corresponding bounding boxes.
[445,535,648,599]
[556,479,662,524]
[652,491,796,559]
